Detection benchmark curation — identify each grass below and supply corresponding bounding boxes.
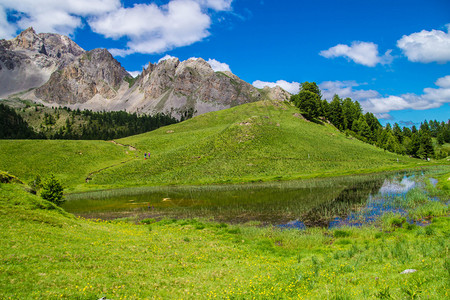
[0,140,134,192]
[0,100,441,193]
[1,179,449,299]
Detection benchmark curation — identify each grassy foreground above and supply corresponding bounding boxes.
[1,176,449,299]
[0,100,435,192]
[0,140,134,192]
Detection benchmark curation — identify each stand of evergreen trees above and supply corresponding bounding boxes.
[291,82,450,159]
[51,109,178,140]
[0,103,44,139]
[0,104,179,140]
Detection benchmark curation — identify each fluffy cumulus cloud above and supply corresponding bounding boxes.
[0,0,233,55]
[158,54,178,63]
[397,25,450,63]
[319,80,380,102]
[435,75,450,88]
[319,41,393,67]
[0,0,120,37]
[92,0,215,56]
[361,75,450,114]
[207,58,231,72]
[252,80,300,94]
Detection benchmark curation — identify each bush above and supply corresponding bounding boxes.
[40,174,65,206]
[333,229,351,238]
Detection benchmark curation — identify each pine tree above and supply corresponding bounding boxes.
[40,174,65,206]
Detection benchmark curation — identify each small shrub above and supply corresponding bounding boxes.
[215,223,228,229]
[195,224,205,230]
[140,218,156,225]
[227,228,241,234]
[40,174,65,206]
[334,229,351,238]
[382,213,406,231]
[336,239,352,245]
[374,232,383,239]
[402,223,416,230]
[424,226,435,236]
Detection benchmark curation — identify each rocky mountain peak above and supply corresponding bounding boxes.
[1,28,288,119]
[175,57,214,77]
[38,33,84,60]
[34,48,130,104]
[11,27,43,52]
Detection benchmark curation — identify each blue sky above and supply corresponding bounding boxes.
[1,0,449,125]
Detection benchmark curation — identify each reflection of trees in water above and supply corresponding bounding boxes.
[302,178,385,227]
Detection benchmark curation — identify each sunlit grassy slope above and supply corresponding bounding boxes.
[0,140,133,192]
[91,100,422,188]
[0,100,428,192]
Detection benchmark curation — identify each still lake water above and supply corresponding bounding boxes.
[64,172,441,228]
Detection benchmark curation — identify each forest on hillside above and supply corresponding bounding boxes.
[291,82,450,159]
[0,103,179,140]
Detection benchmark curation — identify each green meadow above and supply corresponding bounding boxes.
[1,99,449,299]
[1,175,449,299]
[0,100,432,192]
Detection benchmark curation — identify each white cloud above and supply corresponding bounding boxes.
[376,113,394,120]
[435,75,450,88]
[1,0,233,55]
[252,80,299,94]
[319,80,380,101]
[0,0,120,37]
[91,0,212,55]
[397,24,450,63]
[127,71,141,78]
[0,6,16,39]
[158,54,178,63]
[318,77,450,115]
[361,75,450,114]
[196,0,233,10]
[319,41,393,67]
[207,58,231,72]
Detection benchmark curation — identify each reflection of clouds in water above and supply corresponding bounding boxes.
[378,176,416,195]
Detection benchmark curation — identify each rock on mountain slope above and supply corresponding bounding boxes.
[35,49,130,105]
[1,28,290,119]
[0,27,84,98]
[112,57,271,117]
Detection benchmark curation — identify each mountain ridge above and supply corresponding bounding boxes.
[0,28,290,119]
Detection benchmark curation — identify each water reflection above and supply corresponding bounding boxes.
[326,175,431,229]
[378,175,416,195]
[64,172,439,228]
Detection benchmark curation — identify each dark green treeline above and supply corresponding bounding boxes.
[291,82,450,159]
[0,104,179,140]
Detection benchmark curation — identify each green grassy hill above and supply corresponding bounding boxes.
[91,100,423,188]
[0,100,430,192]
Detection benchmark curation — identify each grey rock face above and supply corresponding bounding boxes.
[35,49,130,104]
[0,27,85,98]
[132,57,265,118]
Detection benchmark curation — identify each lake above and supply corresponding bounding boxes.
[64,172,440,228]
